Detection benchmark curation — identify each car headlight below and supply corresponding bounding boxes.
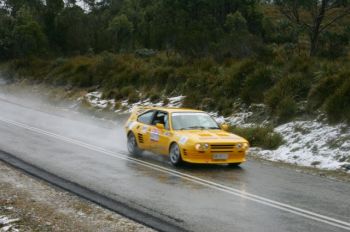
[236,143,249,150]
[195,143,209,151]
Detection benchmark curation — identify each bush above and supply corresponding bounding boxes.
[162,98,170,106]
[308,73,347,109]
[223,59,256,98]
[275,95,297,123]
[150,92,161,103]
[182,93,202,108]
[325,79,350,123]
[120,86,134,98]
[102,89,123,100]
[265,73,311,112]
[240,66,274,104]
[230,126,284,150]
[128,91,139,103]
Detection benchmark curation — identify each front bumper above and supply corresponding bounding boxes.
[181,148,246,164]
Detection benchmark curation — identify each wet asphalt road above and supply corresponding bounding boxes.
[0,94,349,232]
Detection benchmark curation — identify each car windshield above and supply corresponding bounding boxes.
[171,112,220,130]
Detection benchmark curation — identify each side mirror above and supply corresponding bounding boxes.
[156,123,165,129]
[221,124,229,131]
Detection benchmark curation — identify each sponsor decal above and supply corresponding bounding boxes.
[179,136,188,145]
[141,126,148,134]
[150,128,160,141]
[164,131,171,137]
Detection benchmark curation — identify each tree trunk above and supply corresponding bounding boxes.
[309,0,327,56]
[310,30,320,56]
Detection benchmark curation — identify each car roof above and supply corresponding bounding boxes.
[138,106,204,114]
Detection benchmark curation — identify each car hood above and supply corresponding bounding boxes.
[175,130,248,143]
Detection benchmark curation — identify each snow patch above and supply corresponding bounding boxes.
[82,91,185,113]
[82,91,116,110]
[0,216,20,232]
[252,120,350,171]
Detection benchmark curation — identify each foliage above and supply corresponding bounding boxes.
[12,7,48,57]
[325,78,350,123]
[275,0,350,56]
[1,0,350,124]
[230,126,284,150]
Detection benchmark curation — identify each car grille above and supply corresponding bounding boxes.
[210,144,235,152]
[138,133,144,143]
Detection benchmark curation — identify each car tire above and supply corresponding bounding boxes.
[127,132,142,156]
[169,143,183,166]
[228,163,241,167]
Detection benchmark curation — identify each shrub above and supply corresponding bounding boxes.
[200,98,216,111]
[275,95,297,123]
[325,79,350,123]
[217,98,233,117]
[240,66,274,104]
[308,73,347,109]
[120,86,134,98]
[71,73,93,87]
[162,98,170,106]
[150,92,161,103]
[265,73,311,112]
[230,126,284,150]
[102,89,123,100]
[128,91,139,103]
[182,93,202,109]
[222,59,256,98]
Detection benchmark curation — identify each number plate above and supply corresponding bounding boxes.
[213,153,228,160]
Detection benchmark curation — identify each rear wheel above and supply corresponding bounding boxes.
[169,143,183,166]
[127,132,142,156]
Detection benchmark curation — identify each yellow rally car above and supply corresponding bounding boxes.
[125,107,249,166]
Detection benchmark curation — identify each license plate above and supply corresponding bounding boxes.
[213,153,228,160]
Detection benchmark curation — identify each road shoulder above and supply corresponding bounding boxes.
[0,160,154,232]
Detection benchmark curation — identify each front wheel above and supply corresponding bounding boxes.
[127,132,142,156]
[169,143,183,166]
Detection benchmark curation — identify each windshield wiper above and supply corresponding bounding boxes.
[178,126,205,130]
[206,126,220,129]
[187,126,206,130]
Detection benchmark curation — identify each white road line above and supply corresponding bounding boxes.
[0,117,349,231]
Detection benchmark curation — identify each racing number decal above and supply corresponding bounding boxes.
[150,128,160,141]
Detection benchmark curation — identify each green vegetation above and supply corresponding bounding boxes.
[0,0,350,124]
[229,126,284,150]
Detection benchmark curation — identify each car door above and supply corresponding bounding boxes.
[134,110,155,150]
[149,111,172,154]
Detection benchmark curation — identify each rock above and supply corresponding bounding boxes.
[341,164,350,170]
[311,161,321,166]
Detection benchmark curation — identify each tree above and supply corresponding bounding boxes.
[218,11,257,58]
[276,0,350,56]
[108,14,133,51]
[0,10,14,59]
[43,0,64,51]
[55,6,91,54]
[12,7,48,57]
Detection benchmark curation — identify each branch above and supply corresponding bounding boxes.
[279,4,312,30]
[320,7,350,32]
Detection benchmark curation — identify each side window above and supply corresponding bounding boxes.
[137,110,154,125]
[151,111,169,130]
